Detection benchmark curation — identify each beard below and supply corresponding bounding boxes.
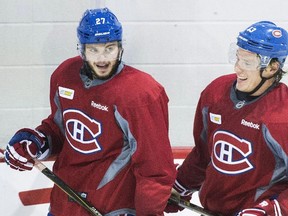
[87,50,122,80]
[91,60,120,80]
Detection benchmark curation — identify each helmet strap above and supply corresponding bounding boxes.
[247,77,267,95]
[247,67,277,95]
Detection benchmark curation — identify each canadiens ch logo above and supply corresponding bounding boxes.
[211,131,253,175]
[63,109,102,154]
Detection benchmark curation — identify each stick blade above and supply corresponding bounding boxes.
[0,148,5,163]
[19,187,52,206]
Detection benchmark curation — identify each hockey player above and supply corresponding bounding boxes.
[165,21,288,215]
[4,8,176,216]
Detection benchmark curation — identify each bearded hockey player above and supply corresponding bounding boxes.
[5,8,176,216]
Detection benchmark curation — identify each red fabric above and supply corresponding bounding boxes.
[36,56,176,215]
[177,74,288,215]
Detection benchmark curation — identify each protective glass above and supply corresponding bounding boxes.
[228,43,271,70]
[84,43,120,61]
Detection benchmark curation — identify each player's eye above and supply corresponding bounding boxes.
[87,47,99,53]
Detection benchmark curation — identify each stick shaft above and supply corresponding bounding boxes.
[34,159,102,216]
[168,196,217,216]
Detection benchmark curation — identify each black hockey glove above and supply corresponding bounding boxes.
[164,179,194,213]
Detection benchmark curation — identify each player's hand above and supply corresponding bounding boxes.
[164,186,193,213]
[236,208,266,216]
[236,199,281,216]
[4,128,49,171]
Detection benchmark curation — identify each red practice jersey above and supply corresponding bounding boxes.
[177,73,288,215]
[37,56,176,215]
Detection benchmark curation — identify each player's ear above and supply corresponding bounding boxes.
[270,61,280,73]
[265,61,280,76]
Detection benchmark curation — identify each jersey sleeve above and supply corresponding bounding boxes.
[118,87,176,215]
[36,63,66,157]
[263,108,288,215]
[177,89,212,190]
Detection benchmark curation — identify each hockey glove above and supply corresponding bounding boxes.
[236,199,281,216]
[4,128,50,171]
[165,179,194,213]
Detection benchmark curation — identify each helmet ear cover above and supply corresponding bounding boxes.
[237,21,288,68]
[77,8,122,44]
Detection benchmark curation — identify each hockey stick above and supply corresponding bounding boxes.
[19,187,52,205]
[33,159,102,216]
[168,195,218,216]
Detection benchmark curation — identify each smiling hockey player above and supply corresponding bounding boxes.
[4,8,176,216]
[165,21,288,215]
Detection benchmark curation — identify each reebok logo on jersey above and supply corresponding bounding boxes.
[210,113,222,125]
[59,86,74,100]
[241,119,260,130]
[91,101,109,112]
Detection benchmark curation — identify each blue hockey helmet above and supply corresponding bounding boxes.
[237,21,288,67]
[77,8,122,44]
